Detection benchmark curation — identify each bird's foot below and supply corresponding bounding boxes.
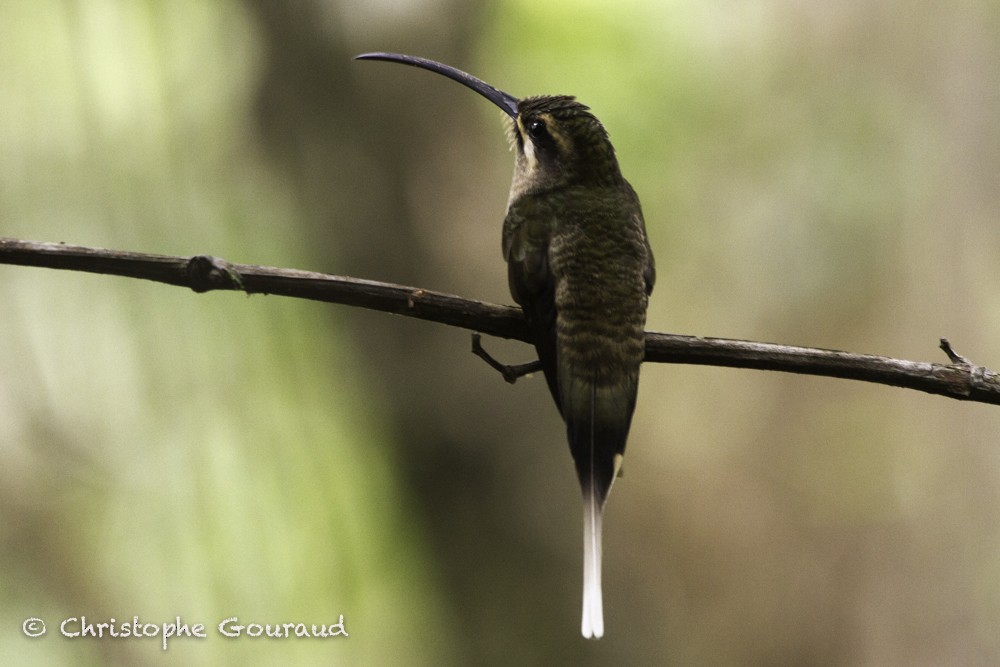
[471,333,541,384]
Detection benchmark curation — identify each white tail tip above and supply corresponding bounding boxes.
[581,493,604,639]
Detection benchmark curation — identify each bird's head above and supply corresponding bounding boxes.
[355,53,624,200]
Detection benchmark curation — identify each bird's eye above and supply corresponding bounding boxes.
[527,119,549,141]
[525,118,557,152]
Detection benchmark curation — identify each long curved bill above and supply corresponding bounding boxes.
[355,52,520,119]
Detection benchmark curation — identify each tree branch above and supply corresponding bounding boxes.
[3,237,998,405]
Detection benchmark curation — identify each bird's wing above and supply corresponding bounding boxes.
[503,196,561,408]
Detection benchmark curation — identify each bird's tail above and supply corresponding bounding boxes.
[564,374,635,640]
[581,483,605,639]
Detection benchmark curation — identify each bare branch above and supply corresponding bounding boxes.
[2,237,998,405]
[0,238,528,340]
[939,338,973,365]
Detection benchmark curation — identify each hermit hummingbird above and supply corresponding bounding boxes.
[356,52,655,639]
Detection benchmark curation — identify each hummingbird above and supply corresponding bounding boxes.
[356,52,655,639]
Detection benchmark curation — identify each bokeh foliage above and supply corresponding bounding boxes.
[2,0,1000,664]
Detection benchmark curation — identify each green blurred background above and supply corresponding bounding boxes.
[2,0,1000,664]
